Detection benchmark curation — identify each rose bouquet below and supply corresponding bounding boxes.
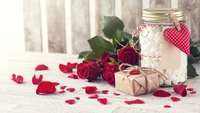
[77,16,200,86]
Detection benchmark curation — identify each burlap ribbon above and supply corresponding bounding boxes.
[119,63,167,93]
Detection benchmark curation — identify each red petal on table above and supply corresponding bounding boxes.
[173,84,187,97]
[187,88,194,91]
[67,62,78,69]
[113,92,120,96]
[164,105,171,108]
[134,99,145,104]
[35,64,48,71]
[52,82,59,86]
[59,90,65,93]
[11,73,16,80]
[36,81,56,95]
[65,99,75,105]
[153,90,171,97]
[68,74,78,79]
[60,86,67,89]
[102,90,108,94]
[85,86,97,94]
[88,94,98,99]
[171,97,180,102]
[124,100,135,105]
[11,74,24,84]
[66,88,75,92]
[97,98,107,105]
[129,70,140,75]
[190,91,196,94]
[32,74,43,85]
[59,64,73,73]
[75,97,80,100]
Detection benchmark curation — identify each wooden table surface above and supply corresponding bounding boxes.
[0,52,200,113]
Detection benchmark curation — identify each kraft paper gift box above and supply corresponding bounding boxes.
[115,66,160,96]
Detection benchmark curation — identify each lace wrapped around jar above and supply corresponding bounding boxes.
[138,8,190,86]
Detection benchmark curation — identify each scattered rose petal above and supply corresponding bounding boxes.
[52,82,59,86]
[60,86,67,89]
[134,99,145,104]
[124,100,135,105]
[11,74,24,84]
[97,98,107,105]
[88,94,98,99]
[171,97,180,102]
[36,81,56,95]
[68,74,78,79]
[85,86,97,94]
[102,90,109,94]
[164,105,171,108]
[190,91,196,94]
[113,92,120,96]
[75,97,80,100]
[153,90,171,97]
[35,64,48,71]
[67,62,78,69]
[129,70,140,75]
[187,88,194,91]
[173,84,187,97]
[59,90,65,93]
[65,99,75,105]
[59,64,72,73]
[66,88,75,92]
[32,74,43,85]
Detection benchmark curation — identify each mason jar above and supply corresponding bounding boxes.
[139,8,188,86]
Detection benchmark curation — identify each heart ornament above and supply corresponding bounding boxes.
[164,23,190,55]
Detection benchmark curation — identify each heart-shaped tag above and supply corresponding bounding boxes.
[164,23,190,55]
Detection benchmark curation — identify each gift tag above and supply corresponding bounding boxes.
[160,26,181,69]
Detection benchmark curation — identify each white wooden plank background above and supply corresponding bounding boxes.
[0,0,199,54]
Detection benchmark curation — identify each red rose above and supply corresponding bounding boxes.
[101,52,117,64]
[102,63,119,86]
[77,61,100,82]
[118,46,138,65]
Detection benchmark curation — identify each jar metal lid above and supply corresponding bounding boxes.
[142,8,185,22]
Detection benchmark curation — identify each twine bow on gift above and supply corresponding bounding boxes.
[119,63,167,94]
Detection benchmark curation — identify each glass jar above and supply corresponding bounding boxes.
[139,8,188,86]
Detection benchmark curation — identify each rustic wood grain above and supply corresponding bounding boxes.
[71,0,90,54]
[23,0,42,52]
[95,0,115,36]
[121,0,142,33]
[149,0,171,8]
[46,0,66,53]
[178,0,200,41]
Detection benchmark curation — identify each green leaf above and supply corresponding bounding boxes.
[78,51,92,59]
[188,54,194,64]
[122,31,132,40]
[190,47,200,57]
[88,36,114,56]
[112,29,122,48]
[84,51,100,60]
[187,62,199,78]
[102,16,124,39]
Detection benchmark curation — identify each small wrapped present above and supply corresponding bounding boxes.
[115,63,165,96]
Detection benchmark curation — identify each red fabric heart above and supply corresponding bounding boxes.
[65,99,75,105]
[32,74,43,85]
[36,81,56,95]
[11,74,24,84]
[85,86,97,94]
[35,64,49,71]
[171,96,180,102]
[66,88,75,92]
[164,23,190,55]
[173,84,187,97]
[153,90,171,97]
[129,70,140,75]
[59,64,73,73]
[97,98,107,105]
[68,74,78,79]
[88,94,98,99]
